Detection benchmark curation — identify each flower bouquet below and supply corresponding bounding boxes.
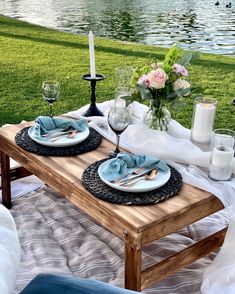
[130,46,193,130]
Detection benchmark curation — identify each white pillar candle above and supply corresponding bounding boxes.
[191,103,216,144]
[89,31,96,79]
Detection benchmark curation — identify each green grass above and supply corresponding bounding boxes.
[0,15,234,129]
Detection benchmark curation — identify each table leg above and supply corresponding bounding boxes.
[0,151,11,209]
[124,242,142,291]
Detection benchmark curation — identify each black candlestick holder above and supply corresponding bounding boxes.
[82,74,105,117]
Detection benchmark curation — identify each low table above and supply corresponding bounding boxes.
[0,122,226,291]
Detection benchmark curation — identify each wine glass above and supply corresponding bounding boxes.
[108,106,131,157]
[42,80,60,117]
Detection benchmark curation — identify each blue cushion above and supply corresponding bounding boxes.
[20,274,142,294]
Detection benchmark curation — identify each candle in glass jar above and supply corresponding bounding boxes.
[89,31,96,79]
[212,146,234,167]
[209,146,234,180]
[191,102,216,144]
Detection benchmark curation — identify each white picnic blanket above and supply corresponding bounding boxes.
[65,100,235,294]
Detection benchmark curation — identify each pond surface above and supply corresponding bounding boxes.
[1,0,235,55]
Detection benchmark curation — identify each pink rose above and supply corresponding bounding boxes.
[137,74,150,87]
[147,69,168,89]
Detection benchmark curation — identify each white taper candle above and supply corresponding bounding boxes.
[89,31,96,79]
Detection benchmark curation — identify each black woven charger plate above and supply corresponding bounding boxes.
[15,127,102,156]
[82,159,182,205]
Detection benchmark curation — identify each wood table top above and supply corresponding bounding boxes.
[0,123,224,240]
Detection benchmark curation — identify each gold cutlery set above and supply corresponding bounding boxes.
[111,168,158,188]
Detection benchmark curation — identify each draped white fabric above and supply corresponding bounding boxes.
[65,100,235,294]
[0,204,20,294]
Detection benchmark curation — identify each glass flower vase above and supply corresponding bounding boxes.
[144,102,171,131]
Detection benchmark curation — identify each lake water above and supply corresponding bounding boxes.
[1,0,235,55]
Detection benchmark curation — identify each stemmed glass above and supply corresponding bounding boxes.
[108,106,131,157]
[42,80,60,117]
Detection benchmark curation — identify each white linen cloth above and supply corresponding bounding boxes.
[0,204,20,294]
[65,100,235,294]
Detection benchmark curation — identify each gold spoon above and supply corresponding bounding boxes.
[122,169,158,188]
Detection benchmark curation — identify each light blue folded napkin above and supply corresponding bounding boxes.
[101,153,169,181]
[32,116,88,140]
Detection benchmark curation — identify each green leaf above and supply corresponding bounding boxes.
[177,52,193,66]
[166,92,177,99]
[173,87,191,97]
[178,51,201,66]
[137,84,152,100]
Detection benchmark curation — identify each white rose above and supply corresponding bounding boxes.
[173,78,190,96]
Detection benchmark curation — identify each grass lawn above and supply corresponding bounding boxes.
[0,15,234,129]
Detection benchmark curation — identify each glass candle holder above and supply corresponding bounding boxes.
[209,129,235,181]
[190,96,217,151]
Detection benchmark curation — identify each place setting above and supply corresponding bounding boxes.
[82,151,182,205]
[15,80,102,156]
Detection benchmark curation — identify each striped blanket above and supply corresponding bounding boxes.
[10,186,229,293]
